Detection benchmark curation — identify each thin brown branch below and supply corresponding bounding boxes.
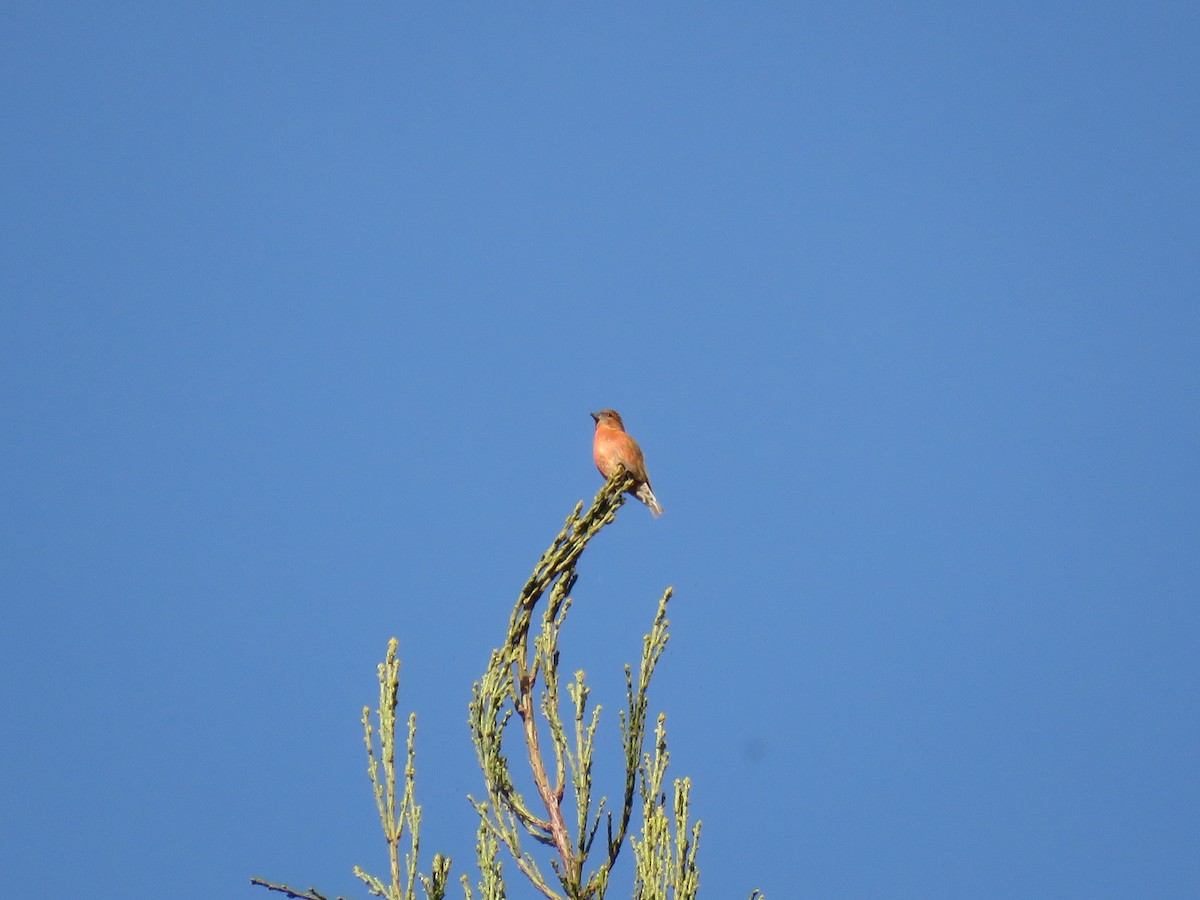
[518,655,576,880]
[249,877,345,900]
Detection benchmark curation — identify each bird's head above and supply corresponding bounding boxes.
[590,409,625,430]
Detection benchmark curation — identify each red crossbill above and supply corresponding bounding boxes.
[590,409,664,517]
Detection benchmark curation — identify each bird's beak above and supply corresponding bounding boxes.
[590,411,600,422]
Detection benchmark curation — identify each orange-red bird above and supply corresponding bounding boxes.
[590,409,664,516]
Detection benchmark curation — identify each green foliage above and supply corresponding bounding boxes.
[630,717,699,900]
[352,638,424,900]
[468,469,676,900]
[251,470,764,900]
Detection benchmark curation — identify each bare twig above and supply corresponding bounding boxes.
[248,878,344,900]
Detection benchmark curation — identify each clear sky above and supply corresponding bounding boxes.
[2,3,1198,898]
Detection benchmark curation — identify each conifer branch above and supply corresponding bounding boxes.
[255,465,765,900]
[469,469,647,899]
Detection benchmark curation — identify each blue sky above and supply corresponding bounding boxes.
[2,3,1198,898]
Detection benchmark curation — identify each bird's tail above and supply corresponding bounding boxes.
[637,484,664,517]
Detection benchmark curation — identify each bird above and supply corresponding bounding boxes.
[590,409,664,516]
